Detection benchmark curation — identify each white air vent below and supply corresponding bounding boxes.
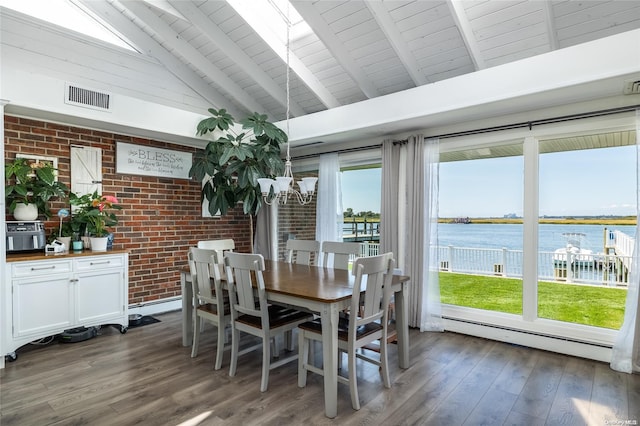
[623,79,640,95]
[65,83,112,111]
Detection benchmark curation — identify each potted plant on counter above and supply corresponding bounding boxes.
[5,157,69,220]
[70,191,122,251]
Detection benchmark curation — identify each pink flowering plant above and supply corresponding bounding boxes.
[70,191,122,237]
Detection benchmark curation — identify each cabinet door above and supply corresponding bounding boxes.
[76,269,125,325]
[13,275,73,338]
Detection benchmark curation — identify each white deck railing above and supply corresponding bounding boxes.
[358,242,632,287]
[437,246,631,287]
[612,230,635,257]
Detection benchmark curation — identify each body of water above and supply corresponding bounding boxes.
[437,223,636,253]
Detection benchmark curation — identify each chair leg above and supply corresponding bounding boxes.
[308,340,315,366]
[260,333,271,392]
[380,338,391,388]
[191,314,200,358]
[229,327,240,377]
[298,330,308,388]
[285,329,294,351]
[214,322,225,370]
[348,348,360,410]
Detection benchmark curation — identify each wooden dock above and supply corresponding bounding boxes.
[342,218,380,242]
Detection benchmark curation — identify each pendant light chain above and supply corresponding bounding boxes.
[257,2,318,205]
[285,1,291,162]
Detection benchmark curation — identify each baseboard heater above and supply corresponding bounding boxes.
[128,296,181,309]
[443,315,612,349]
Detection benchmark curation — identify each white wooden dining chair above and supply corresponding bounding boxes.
[321,241,361,269]
[285,239,320,265]
[297,252,395,410]
[225,252,314,392]
[188,247,231,370]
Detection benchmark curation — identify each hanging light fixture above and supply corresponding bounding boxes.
[257,3,317,206]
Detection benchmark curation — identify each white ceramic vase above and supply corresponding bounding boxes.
[90,236,108,252]
[13,203,38,221]
[57,236,72,251]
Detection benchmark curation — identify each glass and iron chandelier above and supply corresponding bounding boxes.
[257,4,317,206]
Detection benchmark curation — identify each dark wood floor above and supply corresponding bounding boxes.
[1,310,639,426]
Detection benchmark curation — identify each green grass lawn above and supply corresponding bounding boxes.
[439,272,627,329]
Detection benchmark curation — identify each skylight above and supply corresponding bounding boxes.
[0,0,136,51]
[227,0,312,46]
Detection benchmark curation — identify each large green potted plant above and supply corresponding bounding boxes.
[189,108,286,218]
[5,157,69,220]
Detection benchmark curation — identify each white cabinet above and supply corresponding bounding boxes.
[75,256,126,325]
[3,252,128,361]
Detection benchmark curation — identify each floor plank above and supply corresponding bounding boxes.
[1,310,639,425]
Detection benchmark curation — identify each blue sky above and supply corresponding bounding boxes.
[341,145,636,217]
[440,145,636,217]
[341,168,382,214]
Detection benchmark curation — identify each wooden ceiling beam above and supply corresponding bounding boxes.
[447,0,486,71]
[365,1,429,87]
[292,1,380,99]
[75,0,242,116]
[119,0,265,115]
[168,0,306,117]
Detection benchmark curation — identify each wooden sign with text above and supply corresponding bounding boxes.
[116,142,192,179]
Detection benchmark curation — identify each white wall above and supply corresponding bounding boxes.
[0,101,6,368]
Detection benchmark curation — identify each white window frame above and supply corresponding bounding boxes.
[438,112,636,361]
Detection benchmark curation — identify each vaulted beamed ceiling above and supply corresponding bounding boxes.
[73,0,640,123]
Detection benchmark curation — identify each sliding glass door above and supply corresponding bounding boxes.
[439,116,637,351]
[438,143,524,314]
[537,138,636,329]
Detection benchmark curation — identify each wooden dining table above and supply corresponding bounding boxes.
[179,259,410,418]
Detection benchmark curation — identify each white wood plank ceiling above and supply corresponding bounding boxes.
[20,0,640,125]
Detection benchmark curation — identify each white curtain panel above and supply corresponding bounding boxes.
[421,138,443,332]
[253,203,277,259]
[381,139,400,266]
[382,135,442,330]
[316,153,343,266]
[610,109,640,373]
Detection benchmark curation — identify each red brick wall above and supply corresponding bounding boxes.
[4,115,252,304]
[277,171,318,261]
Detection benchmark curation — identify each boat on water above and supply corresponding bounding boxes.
[553,232,595,267]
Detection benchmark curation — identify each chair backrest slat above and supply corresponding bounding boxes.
[197,239,235,278]
[321,241,360,270]
[197,239,235,251]
[286,239,320,265]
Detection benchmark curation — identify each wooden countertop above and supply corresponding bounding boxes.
[6,249,128,262]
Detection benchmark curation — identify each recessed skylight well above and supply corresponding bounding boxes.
[0,0,135,51]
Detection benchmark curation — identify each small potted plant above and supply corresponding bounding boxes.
[5,157,69,220]
[70,191,122,251]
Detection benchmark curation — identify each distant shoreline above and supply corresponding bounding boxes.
[439,218,637,225]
